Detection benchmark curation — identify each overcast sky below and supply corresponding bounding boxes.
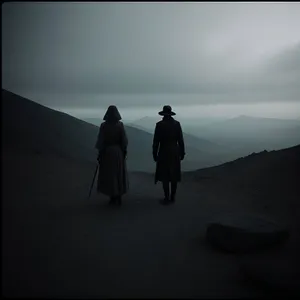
[2,2,300,119]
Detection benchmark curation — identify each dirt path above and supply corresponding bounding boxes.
[2,152,269,298]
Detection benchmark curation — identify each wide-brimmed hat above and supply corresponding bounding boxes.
[158,105,176,116]
[103,105,122,121]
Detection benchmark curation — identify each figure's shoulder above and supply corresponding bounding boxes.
[154,120,163,132]
[171,118,180,126]
[119,121,126,130]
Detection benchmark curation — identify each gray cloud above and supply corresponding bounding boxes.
[2,2,300,108]
[264,43,300,75]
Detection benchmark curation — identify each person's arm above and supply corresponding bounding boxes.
[152,123,160,162]
[177,122,185,160]
[120,122,128,158]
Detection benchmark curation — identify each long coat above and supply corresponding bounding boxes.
[95,121,129,197]
[152,116,185,184]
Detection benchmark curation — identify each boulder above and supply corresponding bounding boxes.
[206,213,289,253]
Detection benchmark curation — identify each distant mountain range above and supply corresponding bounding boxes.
[202,115,300,131]
[125,113,300,160]
[184,115,300,155]
[3,89,298,173]
[126,116,227,133]
[125,116,231,155]
[2,90,227,172]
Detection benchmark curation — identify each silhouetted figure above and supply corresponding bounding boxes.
[95,105,129,206]
[152,105,185,205]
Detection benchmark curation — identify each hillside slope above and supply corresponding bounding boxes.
[185,144,300,228]
[1,90,204,171]
[2,89,99,163]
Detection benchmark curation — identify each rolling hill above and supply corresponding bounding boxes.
[2,90,212,172]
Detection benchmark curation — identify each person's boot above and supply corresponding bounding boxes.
[160,182,170,205]
[170,193,176,203]
[160,193,170,205]
[160,196,169,205]
[170,182,177,204]
[160,198,169,205]
[109,196,117,205]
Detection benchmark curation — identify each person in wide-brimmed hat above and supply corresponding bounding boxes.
[95,105,129,206]
[152,105,185,205]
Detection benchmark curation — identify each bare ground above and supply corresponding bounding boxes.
[2,150,298,298]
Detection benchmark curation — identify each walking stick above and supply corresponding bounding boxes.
[87,164,99,200]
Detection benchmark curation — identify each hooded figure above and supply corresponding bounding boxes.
[95,105,129,205]
[152,105,185,205]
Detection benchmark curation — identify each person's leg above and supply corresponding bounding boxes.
[162,181,170,202]
[170,181,177,202]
